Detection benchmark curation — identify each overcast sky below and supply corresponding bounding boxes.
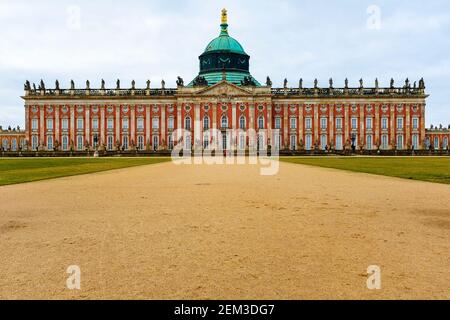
[1,0,449,128]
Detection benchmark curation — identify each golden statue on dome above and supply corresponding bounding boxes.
[221,8,228,25]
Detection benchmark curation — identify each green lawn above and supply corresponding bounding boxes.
[0,158,170,186]
[281,157,450,185]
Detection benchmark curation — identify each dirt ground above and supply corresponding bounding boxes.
[0,160,449,300]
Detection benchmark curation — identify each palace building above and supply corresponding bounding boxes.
[10,10,450,154]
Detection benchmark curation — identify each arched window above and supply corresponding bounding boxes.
[62,136,69,151]
[122,136,129,150]
[221,116,228,129]
[381,134,389,150]
[153,136,159,150]
[434,136,439,150]
[239,133,246,150]
[137,136,144,150]
[366,135,373,150]
[185,135,191,150]
[239,116,246,129]
[412,134,419,150]
[107,136,114,151]
[32,136,38,150]
[77,135,84,150]
[443,137,448,150]
[397,134,404,150]
[203,116,210,130]
[185,117,191,130]
[290,135,297,150]
[203,133,210,149]
[47,136,53,150]
[258,116,265,129]
[2,139,9,150]
[11,139,17,151]
[305,134,312,150]
[321,134,327,150]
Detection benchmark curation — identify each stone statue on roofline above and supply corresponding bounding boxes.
[40,79,45,91]
[86,80,90,90]
[131,80,136,90]
[55,80,60,90]
[101,79,105,90]
[146,80,151,89]
[266,76,272,87]
[314,79,318,89]
[390,78,395,89]
[329,78,333,89]
[359,78,364,88]
[405,78,410,88]
[283,78,288,88]
[176,76,184,87]
[375,78,379,89]
[33,83,37,91]
[345,78,349,89]
[70,80,75,90]
[116,79,120,90]
[161,79,165,89]
[299,78,303,89]
[24,80,31,91]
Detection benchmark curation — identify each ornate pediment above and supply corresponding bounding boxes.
[194,81,253,97]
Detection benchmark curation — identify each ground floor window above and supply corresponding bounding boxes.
[366,134,373,150]
[93,134,99,149]
[412,134,419,150]
[335,135,343,150]
[122,136,129,150]
[62,136,69,151]
[381,134,388,150]
[168,135,174,150]
[203,134,210,150]
[222,133,228,150]
[290,135,296,150]
[320,134,327,150]
[184,135,190,150]
[107,136,114,151]
[137,136,144,150]
[2,139,9,150]
[443,137,448,150]
[239,134,245,150]
[77,135,83,150]
[47,136,53,150]
[32,136,38,150]
[274,134,281,150]
[397,134,404,150]
[305,134,312,150]
[434,137,439,150]
[257,133,265,150]
[11,139,17,151]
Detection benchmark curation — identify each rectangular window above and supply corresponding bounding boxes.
[137,118,144,130]
[290,118,297,129]
[92,118,99,130]
[32,118,38,130]
[77,118,84,130]
[47,118,53,130]
[381,118,388,130]
[122,136,129,150]
[168,117,174,130]
[290,135,297,150]
[122,118,129,130]
[335,134,343,150]
[321,117,327,130]
[107,118,114,130]
[412,117,419,130]
[77,135,83,150]
[305,118,312,130]
[351,118,358,129]
[366,118,373,130]
[335,118,342,130]
[275,117,281,129]
[152,118,159,129]
[397,117,404,130]
[62,118,69,130]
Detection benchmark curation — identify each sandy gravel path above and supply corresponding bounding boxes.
[0,160,449,299]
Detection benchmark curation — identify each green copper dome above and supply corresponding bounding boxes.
[188,9,260,87]
[204,33,246,55]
